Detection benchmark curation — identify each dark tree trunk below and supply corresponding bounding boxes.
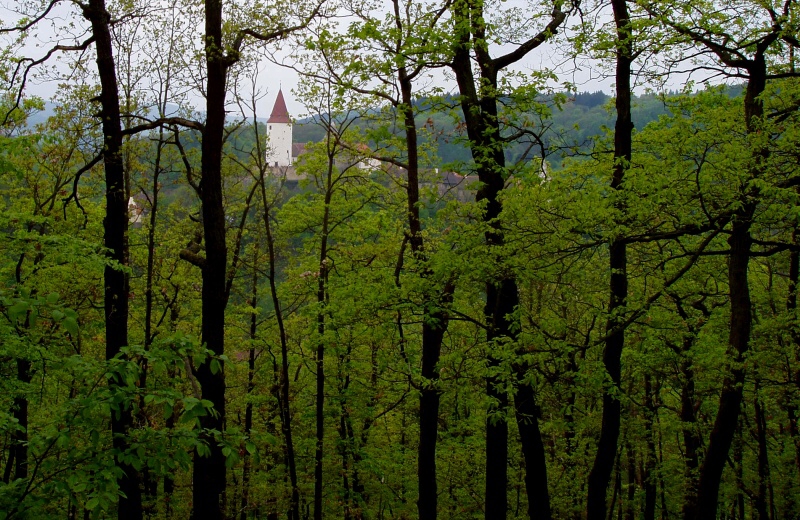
[450,4,549,517]
[689,64,765,519]
[240,252,258,520]
[586,1,631,518]
[753,380,772,520]
[688,215,753,520]
[734,426,746,520]
[680,339,700,515]
[607,456,621,520]
[313,178,331,520]
[139,127,165,508]
[163,298,180,518]
[8,358,30,482]
[448,1,566,516]
[643,375,657,520]
[788,237,800,485]
[84,0,142,516]
[513,377,551,519]
[625,441,635,520]
[192,0,230,516]
[395,44,455,520]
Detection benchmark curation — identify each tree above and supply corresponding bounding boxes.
[449,0,569,517]
[640,0,800,516]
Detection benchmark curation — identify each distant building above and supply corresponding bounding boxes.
[128,196,144,225]
[264,90,478,198]
[265,89,293,167]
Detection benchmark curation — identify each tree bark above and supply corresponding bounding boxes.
[643,375,657,520]
[586,0,631,517]
[260,173,300,520]
[449,2,564,516]
[313,154,333,520]
[753,380,772,520]
[192,0,229,516]
[394,43,455,520]
[240,250,258,520]
[689,62,766,520]
[84,0,143,516]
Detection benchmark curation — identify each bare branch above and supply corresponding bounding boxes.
[493,6,568,71]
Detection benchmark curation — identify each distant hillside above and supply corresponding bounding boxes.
[23,87,745,171]
[291,90,687,170]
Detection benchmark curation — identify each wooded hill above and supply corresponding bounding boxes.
[292,90,700,169]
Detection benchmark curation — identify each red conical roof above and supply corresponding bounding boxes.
[268,89,290,123]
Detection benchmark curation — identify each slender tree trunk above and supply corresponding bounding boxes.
[786,233,800,485]
[10,357,30,482]
[657,413,669,520]
[753,380,772,520]
[240,250,258,520]
[139,128,165,508]
[163,297,180,518]
[313,191,330,520]
[587,1,631,517]
[625,441,635,520]
[643,375,657,520]
[513,378,551,519]
[679,333,700,517]
[395,51,455,520]
[260,175,300,520]
[338,379,354,520]
[451,6,536,517]
[607,456,621,520]
[449,1,566,516]
[84,0,142,516]
[734,426,746,520]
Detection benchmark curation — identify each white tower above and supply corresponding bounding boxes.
[265,89,293,167]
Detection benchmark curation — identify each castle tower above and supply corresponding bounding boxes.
[265,89,292,167]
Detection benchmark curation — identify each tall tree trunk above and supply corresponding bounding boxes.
[449,1,566,515]
[625,440,635,520]
[139,127,165,508]
[240,250,258,520]
[688,213,753,520]
[260,174,300,520]
[8,357,29,483]
[753,380,772,520]
[679,338,700,516]
[643,375,657,520]
[395,46,455,520]
[689,61,766,518]
[84,0,142,516]
[786,232,800,485]
[313,175,331,520]
[587,1,631,517]
[734,425,746,520]
[192,0,230,515]
[450,3,554,516]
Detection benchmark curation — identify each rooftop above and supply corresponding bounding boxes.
[268,89,291,124]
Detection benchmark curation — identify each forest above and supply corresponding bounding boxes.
[1,0,800,519]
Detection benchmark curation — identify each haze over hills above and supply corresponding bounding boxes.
[24,87,743,170]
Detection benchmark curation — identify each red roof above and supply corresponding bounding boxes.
[268,89,290,123]
[292,143,306,157]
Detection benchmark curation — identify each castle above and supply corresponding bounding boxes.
[265,90,474,198]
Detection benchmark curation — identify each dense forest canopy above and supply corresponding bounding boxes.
[1,1,799,520]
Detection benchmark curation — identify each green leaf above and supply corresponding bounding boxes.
[63,317,79,335]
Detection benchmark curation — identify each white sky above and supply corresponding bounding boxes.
[2,0,699,124]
